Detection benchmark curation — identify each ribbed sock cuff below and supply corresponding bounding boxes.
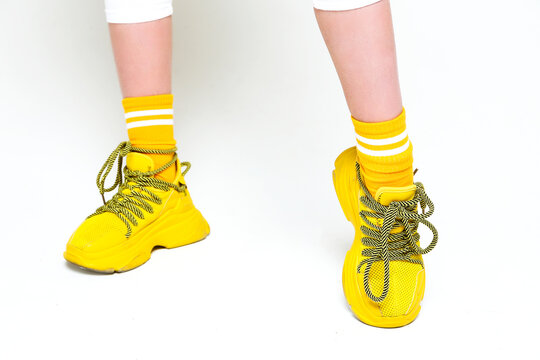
[123,94,175,146]
[352,108,414,195]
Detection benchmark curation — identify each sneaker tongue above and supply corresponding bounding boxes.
[375,184,417,206]
[126,153,155,172]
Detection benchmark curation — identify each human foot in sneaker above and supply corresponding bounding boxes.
[333,147,437,327]
[64,142,210,273]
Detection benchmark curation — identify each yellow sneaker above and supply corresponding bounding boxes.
[332,147,437,328]
[64,142,210,273]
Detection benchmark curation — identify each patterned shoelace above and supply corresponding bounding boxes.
[88,141,190,237]
[355,162,438,303]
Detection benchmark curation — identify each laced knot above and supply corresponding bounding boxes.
[355,163,438,303]
[89,141,191,237]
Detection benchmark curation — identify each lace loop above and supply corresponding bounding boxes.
[355,162,438,303]
[89,142,190,237]
[96,141,132,202]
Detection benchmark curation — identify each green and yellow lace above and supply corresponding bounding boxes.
[355,162,438,303]
[88,141,190,237]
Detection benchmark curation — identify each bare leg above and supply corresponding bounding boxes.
[109,16,172,98]
[315,0,402,123]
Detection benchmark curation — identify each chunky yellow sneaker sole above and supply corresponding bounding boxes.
[332,147,425,328]
[64,207,209,273]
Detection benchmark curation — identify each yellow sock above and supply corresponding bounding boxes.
[123,94,176,182]
[352,109,413,197]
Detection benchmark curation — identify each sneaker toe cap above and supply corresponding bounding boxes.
[363,261,425,318]
[67,213,127,252]
[379,263,425,317]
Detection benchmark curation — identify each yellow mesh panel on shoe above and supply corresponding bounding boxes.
[363,260,423,317]
[69,213,126,250]
[360,239,423,317]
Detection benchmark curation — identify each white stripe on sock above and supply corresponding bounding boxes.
[126,119,174,129]
[125,109,174,120]
[356,140,411,157]
[355,130,408,146]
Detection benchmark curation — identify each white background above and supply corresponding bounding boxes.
[1,0,539,359]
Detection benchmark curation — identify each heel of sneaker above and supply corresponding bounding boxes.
[157,208,210,249]
[332,147,359,227]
